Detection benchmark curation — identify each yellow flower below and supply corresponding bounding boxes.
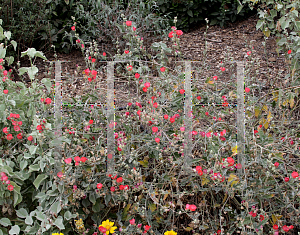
[164,230,177,235]
[51,233,64,235]
[99,219,117,235]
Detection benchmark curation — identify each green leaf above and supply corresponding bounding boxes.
[34,51,47,60]
[6,56,14,66]
[18,67,28,76]
[16,208,28,218]
[256,20,264,30]
[21,48,36,59]
[35,211,46,221]
[89,193,96,205]
[29,145,38,155]
[23,153,33,159]
[0,218,12,227]
[20,160,28,170]
[13,191,22,207]
[25,215,33,225]
[50,201,61,214]
[7,100,16,107]
[53,216,65,230]
[41,78,52,92]
[237,4,243,14]
[4,31,11,40]
[33,174,48,189]
[0,48,6,58]
[64,211,77,221]
[29,164,40,173]
[10,40,17,51]
[27,66,38,80]
[187,10,193,17]
[9,225,20,235]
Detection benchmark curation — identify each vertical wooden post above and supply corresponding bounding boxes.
[183,61,192,171]
[107,62,115,175]
[236,61,245,175]
[54,61,62,161]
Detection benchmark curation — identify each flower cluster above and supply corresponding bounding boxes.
[0,172,14,191]
[3,113,23,140]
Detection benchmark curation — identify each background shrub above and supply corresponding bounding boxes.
[154,0,256,31]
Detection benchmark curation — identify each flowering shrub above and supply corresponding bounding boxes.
[0,12,300,235]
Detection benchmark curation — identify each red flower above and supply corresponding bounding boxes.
[291,171,299,178]
[217,230,221,235]
[137,110,141,116]
[284,177,290,182]
[71,26,75,31]
[289,225,294,229]
[116,177,123,183]
[27,136,33,141]
[80,157,87,163]
[3,127,8,134]
[213,76,218,80]
[152,126,158,132]
[135,73,140,79]
[288,50,292,54]
[144,225,151,231]
[282,225,289,232]
[129,219,135,225]
[6,134,13,140]
[245,87,250,93]
[153,102,158,108]
[127,65,133,71]
[144,82,151,88]
[99,226,107,233]
[190,204,197,211]
[179,89,185,94]
[176,30,183,36]
[155,138,160,143]
[17,133,22,139]
[64,158,72,164]
[227,157,234,166]
[84,68,90,75]
[164,114,169,120]
[89,120,94,124]
[168,32,174,38]
[247,51,251,55]
[273,224,278,230]
[3,90,8,94]
[274,162,279,168]
[259,215,264,221]
[92,58,96,63]
[36,125,43,131]
[76,39,80,43]
[97,183,103,189]
[74,156,81,162]
[14,125,20,132]
[103,52,106,56]
[236,163,242,169]
[110,186,115,192]
[7,184,14,191]
[160,67,166,72]
[170,117,175,123]
[196,96,201,100]
[57,172,63,178]
[220,67,226,72]
[125,50,129,54]
[126,21,132,26]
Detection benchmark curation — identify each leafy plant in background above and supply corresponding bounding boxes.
[154,0,255,31]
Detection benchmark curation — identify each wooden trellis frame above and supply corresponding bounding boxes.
[53,60,245,176]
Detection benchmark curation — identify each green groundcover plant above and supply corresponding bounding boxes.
[0,10,300,235]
